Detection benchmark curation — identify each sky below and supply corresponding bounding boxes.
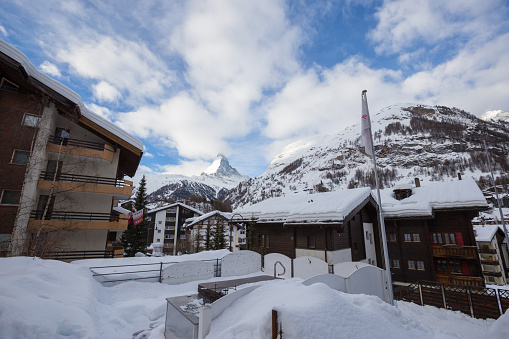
[1,0,508,179]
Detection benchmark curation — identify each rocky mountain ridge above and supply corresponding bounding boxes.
[225,104,509,208]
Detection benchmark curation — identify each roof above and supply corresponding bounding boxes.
[381,177,488,218]
[113,206,131,215]
[147,202,204,216]
[232,187,373,225]
[185,210,233,228]
[474,224,502,242]
[0,39,143,155]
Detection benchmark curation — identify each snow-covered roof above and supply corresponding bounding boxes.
[0,39,143,152]
[473,224,503,242]
[381,177,488,218]
[233,187,373,224]
[147,202,204,216]
[113,206,131,215]
[185,210,233,228]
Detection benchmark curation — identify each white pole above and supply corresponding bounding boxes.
[483,141,509,242]
[362,90,394,305]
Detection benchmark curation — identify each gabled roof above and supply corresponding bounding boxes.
[147,202,204,216]
[0,39,143,176]
[185,210,233,228]
[381,177,488,218]
[233,187,373,225]
[474,224,508,243]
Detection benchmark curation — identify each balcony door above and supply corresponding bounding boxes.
[45,160,63,181]
[54,127,70,145]
[36,195,55,219]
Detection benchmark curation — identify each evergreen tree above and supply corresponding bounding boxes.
[205,224,213,250]
[120,175,149,256]
[213,219,226,250]
[246,219,258,251]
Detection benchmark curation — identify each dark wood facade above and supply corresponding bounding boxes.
[386,209,484,286]
[250,196,384,268]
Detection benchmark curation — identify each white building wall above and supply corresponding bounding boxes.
[362,222,377,266]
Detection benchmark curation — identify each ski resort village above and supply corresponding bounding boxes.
[2,1,509,339]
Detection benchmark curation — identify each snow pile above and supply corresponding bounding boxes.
[381,177,487,218]
[207,279,495,339]
[233,187,371,224]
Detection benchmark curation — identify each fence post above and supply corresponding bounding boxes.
[272,309,278,339]
[440,282,447,309]
[159,262,163,283]
[291,259,294,278]
[418,282,423,306]
[466,286,474,318]
[496,288,503,316]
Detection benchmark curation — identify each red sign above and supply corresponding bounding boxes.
[133,210,143,225]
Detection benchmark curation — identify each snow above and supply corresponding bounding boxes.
[185,210,232,228]
[233,187,372,224]
[480,110,509,123]
[0,39,143,152]
[380,177,488,218]
[474,224,501,242]
[0,254,506,339]
[147,202,204,216]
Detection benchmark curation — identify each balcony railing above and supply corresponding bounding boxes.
[39,171,129,187]
[431,245,478,259]
[478,248,497,254]
[483,271,503,277]
[435,274,485,287]
[480,258,500,265]
[49,136,105,151]
[31,210,120,222]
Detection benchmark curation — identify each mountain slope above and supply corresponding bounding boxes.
[148,154,250,202]
[226,104,509,208]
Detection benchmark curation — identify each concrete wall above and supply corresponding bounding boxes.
[295,248,326,262]
[264,253,292,279]
[221,250,261,277]
[346,265,388,303]
[293,256,328,279]
[363,222,377,266]
[330,248,352,264]
[60,229,108,251]
[162,260,215,285]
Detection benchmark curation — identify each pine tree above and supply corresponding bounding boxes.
[121,175,149,256]
[205,224,213,250]
[194,225,203,253]
[213,219,226,250]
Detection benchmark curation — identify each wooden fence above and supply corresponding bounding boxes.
[394,281,509,319]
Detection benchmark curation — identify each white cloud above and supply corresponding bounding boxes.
[92,81,121,103]
[370,0,504,55]
[0,25,7,37]
[39,61,61,77]
[157,159,212,176]
[143,152,154,158]
[85,103,113,120]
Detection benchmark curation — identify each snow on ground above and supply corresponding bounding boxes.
[0,254,507,339]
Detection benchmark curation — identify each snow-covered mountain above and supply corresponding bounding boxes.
[226,104,509,208]
[147,154,250,202]
[481,110,509,123]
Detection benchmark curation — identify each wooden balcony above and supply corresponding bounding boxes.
[431,245,478,259]
[478,248,497,254]
[38,172,133,199]
[28,211,128,231]
[480,258,500,266]
[47,136,115,162]
[436,274,485,287]
[483,271,503,277]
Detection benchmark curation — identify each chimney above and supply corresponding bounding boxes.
[414,178,421,188]
[458,173,462,180]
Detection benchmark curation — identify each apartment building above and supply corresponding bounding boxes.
[474,224,509,285]
[0,39,143,257]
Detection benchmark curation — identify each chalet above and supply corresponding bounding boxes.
[184,210,244,252]
[473,224,509,285]
[382,177,488,286]
[147,202,203,255]
[0,39,143,258]
[232,187,382,266]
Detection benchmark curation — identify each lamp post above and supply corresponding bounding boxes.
[229,213,244,252]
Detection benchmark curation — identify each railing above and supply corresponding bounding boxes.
[31,210,120,222]
[41,250,116,260]
[39,171,130,187]
[478,248,497,254]
[431,245,478,259]
[483,271,503,277]
[435,274,485,286]
[48,136,106,151]
[480,258,500,265]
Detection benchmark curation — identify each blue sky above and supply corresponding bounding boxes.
[1,0,508,179]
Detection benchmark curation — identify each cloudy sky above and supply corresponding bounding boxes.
[1,0,508,178]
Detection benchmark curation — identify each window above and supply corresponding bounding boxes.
[239,238,246,244]
[165,234,174,240]
[156,239,160,242]
[166,217,175,222]
[166,208,176,213]
[308,235,316,249]
[437,260,462,274]
[166,226,175,231]
[0,78,19,92]
[431,233,458,245]
[11,150,30,164]
[388,233,397,242]
[240,229,246,235]
[391,259,400,269]
[416,261,425,270]
[408,260,416,270]
[366,231,369,240]
[157,230,161,233]
[259,234,270,248]
[412,234,421,242]
[1,190,21,205]
[404,234,412,242]
[158,221,162,224]
[23,114,41,127]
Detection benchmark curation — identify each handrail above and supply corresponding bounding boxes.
[48,136,106,151]
[274,261,286,277]
[39,171,131,187]
[30,210,122,222]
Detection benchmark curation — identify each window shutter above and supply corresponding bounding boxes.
[461,262,470,275]
[429,232,434,245]
[455,232,464,246]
